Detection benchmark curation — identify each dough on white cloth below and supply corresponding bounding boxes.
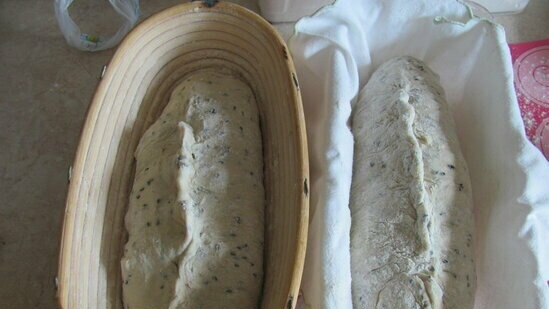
[121,69,264,309]
[350,56,475,308]
[287,0,549,308]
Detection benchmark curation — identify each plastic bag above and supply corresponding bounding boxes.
[54,0,140,51]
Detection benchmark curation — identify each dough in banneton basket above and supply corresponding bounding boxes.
[121,69,264,308]
[350,56,476,308]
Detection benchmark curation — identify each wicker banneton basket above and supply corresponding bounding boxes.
[56,2,309,308]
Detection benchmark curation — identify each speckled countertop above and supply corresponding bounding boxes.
[0,0,546,308]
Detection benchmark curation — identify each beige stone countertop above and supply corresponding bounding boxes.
[0,0,546,308]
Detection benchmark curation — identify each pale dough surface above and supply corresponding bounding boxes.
[121,69,264,309]
[350,56,476,308]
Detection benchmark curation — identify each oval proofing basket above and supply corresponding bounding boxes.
[56,2,309,309]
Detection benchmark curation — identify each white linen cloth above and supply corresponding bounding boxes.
[286,0,549,308]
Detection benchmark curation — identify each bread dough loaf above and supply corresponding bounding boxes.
[350,56,476,308]
[121,69,264,309]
